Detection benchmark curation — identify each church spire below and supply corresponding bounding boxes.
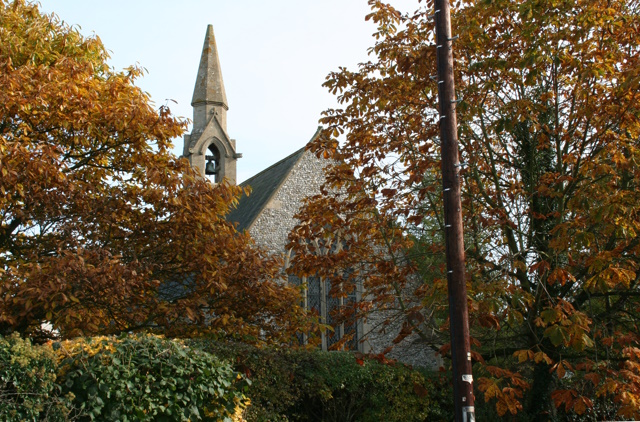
[182,25,239,184]
[191,24,228,133]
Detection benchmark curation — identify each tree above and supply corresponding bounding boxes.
[289,0,640,419]
[0,0,309,345]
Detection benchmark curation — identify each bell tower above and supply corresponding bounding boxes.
[183,25,240,184]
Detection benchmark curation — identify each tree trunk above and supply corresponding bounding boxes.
[526,362,558,421]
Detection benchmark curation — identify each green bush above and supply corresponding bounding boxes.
[0,334,71,421]
[1,333,453,421]
[57,334,247,421]
[192,339,454,422]
[290,351,452,422]
[191,341,296,422]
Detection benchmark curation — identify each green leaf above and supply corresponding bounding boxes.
[544,325,570,347]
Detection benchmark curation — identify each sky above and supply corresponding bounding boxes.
[36,0,419,183]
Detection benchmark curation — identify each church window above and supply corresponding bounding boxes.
[288,273,360,351]
[307,276,322,317]
[325,279,341,349]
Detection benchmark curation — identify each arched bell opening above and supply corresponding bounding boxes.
[205,144,221,182]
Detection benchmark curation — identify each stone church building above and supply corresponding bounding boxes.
[182,25,439,367]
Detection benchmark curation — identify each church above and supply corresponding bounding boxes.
[181,25,439,367]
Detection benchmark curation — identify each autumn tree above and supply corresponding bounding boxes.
[0,0,308,345]
[289,0,640,419]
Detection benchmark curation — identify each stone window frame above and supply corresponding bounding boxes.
[287,272,364,352]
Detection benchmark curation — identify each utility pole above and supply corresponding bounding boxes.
[433,0,476,421]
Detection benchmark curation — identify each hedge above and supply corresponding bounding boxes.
[2,334,615,421]
[1,334,247,421]
[192,339,454,422]
[57,334,247,421]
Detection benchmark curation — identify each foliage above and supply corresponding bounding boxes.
[193,341,298,422]
[0,333,72,421]
[0,0,309,344]
[289,351,451,422]
[289,0,640,419]
[194,339,453,422]
[56,334,247,421]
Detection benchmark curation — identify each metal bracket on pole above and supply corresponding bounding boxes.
[428,9,441,19]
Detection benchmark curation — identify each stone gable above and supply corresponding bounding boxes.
[248,149,326,256]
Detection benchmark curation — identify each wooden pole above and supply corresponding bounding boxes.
[433,1,476,421]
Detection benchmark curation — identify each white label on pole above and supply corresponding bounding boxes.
[462,374,473,384]
[462,406,475,422]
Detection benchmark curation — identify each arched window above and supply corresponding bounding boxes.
[287,239,360,351]
[287,272,360,351]
[205,144,220,182]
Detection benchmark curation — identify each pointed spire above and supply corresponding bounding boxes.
[184,25,238,183]
[192,25,228,109]
[191,25,229,133]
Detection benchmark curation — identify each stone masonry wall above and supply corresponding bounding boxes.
[364,305,444,369]
[248,150,326,256]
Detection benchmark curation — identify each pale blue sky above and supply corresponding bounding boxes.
[37,1,418,182]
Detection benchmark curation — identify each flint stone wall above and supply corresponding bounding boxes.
[248,149,325,256]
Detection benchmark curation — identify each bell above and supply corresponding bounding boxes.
[205,160,216,175]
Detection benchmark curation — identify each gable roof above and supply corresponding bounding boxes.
[227,146,307,232]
